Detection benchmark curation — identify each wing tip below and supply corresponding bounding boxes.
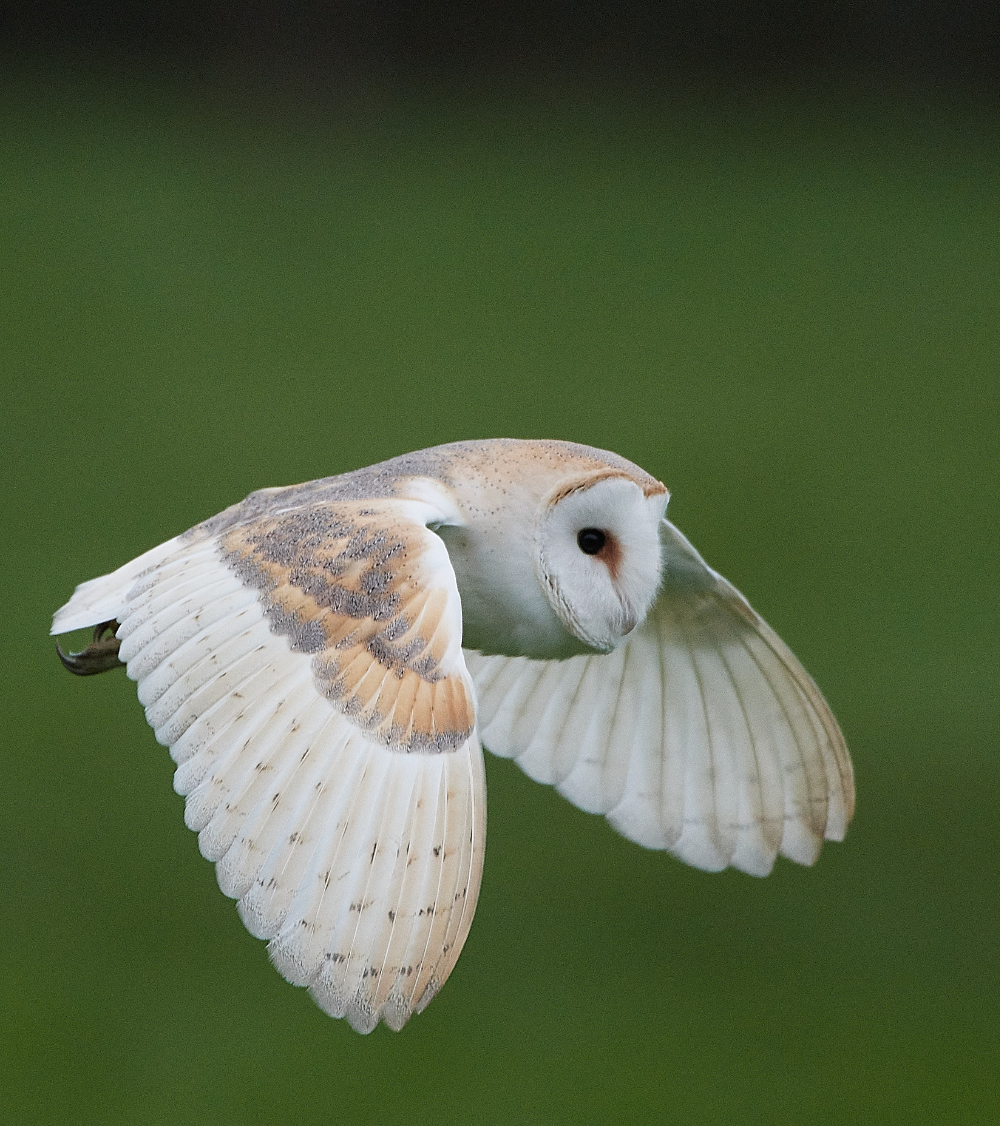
[778,819,824,867]
[306,978,417,1034]
[51,535,189,636]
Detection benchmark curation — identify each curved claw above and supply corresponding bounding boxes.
[56,619,125,676]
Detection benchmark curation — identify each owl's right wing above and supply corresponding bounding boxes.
[465,520,853,876]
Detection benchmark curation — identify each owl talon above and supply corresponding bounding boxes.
[56,619,125,676]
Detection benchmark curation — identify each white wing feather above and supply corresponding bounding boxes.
[467,519,852,877]
[51,535,186,633]
[52,529,485,1033]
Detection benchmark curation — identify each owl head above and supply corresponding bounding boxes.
[435,450,669,659]
[534,469,668,652]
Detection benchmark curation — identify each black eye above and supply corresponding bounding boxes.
[577,528,606,555]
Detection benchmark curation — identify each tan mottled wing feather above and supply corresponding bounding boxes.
[466,519,853,877]
[52,491,485,1032]
[217,497,474,751]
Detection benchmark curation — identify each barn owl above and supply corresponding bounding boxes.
[52,439,853,1034]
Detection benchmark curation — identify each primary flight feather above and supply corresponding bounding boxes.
[52,438,853,1033]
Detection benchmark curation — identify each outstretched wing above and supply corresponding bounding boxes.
[465,519,852,877]
[53,492,485,1033]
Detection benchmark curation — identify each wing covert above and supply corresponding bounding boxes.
[218,497,475,752]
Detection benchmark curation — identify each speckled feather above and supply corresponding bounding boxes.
[217,500,475,751]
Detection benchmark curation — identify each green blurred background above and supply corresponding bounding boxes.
[3,64,999,1124]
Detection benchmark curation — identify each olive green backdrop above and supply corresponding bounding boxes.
[3,78,998,1124]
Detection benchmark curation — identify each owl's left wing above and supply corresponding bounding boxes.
[53,491,485,1032]
[465,520,853,877]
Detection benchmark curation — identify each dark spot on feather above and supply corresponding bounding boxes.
[264,605,326,653]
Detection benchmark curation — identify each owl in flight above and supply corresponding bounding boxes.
[52,439,853,1033]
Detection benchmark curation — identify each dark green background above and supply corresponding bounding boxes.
[3,78,998,1124]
